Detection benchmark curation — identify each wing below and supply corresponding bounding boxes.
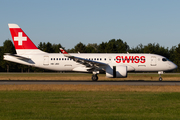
[59,48,107,70]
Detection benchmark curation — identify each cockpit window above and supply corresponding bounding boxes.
[162,58,167,62]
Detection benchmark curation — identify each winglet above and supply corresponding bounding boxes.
[59,48,71,57]
[60,48,68,54]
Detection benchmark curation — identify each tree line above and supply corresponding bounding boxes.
[0,39,180,72]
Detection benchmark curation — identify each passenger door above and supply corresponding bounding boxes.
[43,56,49,65]
[151,56,156,66]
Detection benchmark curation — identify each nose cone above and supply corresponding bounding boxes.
[171,62,178,70]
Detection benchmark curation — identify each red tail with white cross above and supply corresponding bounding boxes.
[8,24,38,50]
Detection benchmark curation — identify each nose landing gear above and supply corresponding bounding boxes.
[159,76,163,81]
[158,71,163,81]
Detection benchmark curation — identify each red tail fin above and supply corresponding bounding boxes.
[8,24,38,49]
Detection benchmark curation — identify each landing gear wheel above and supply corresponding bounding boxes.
[92,74,98,81]
[159,77,163,81]
[158,71,163,81]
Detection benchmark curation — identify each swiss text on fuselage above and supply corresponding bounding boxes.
[116,56,145,63]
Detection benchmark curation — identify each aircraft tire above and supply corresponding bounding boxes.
[159,77,163,81]
[92,74,98,81]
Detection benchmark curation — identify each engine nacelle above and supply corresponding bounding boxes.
[106,65,127,78]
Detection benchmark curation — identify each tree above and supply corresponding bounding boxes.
[99,39,129,53]
[1,40,18,72]
[52,43,63,53]
[129,44,144,53]
[0,46,4,71]
[67,48,75,53]
[74,42,86,53]
[106,39,117,53]
[143,43,170,58]
[38,42,54,53]
[3,39,16,54]
[98,42,107,53]
[174,44,180,72]
[115,39,129,53]
[86,43,98,53]
[169,46,176,62]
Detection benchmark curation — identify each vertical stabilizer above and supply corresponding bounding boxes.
[8,24,45,54]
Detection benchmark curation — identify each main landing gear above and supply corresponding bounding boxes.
[92,74,98,81]
[158,71,163,81]
[91,71,99,81]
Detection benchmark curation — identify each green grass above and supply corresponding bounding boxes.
[0,91,180,120]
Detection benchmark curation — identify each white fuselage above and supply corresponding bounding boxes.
[4,52,177,72]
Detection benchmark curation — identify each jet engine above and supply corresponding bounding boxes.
[106,65,127,78]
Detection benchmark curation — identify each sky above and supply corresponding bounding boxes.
[0,0,180,50]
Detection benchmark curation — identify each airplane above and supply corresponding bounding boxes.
[3,24,177,81]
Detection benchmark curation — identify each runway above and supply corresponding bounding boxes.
[0,80,180,86]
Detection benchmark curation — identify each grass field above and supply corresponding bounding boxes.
[0,73,180,81]
[0,73,180,119]
[0,91,180,120]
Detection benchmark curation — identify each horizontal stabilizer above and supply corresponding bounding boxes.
[4,53,30,61]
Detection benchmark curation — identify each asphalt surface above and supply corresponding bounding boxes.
[0,80,180,86]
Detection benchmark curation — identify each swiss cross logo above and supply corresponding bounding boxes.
[62,50,65,53]
[60,48,68,54]
[14,32,27,45]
